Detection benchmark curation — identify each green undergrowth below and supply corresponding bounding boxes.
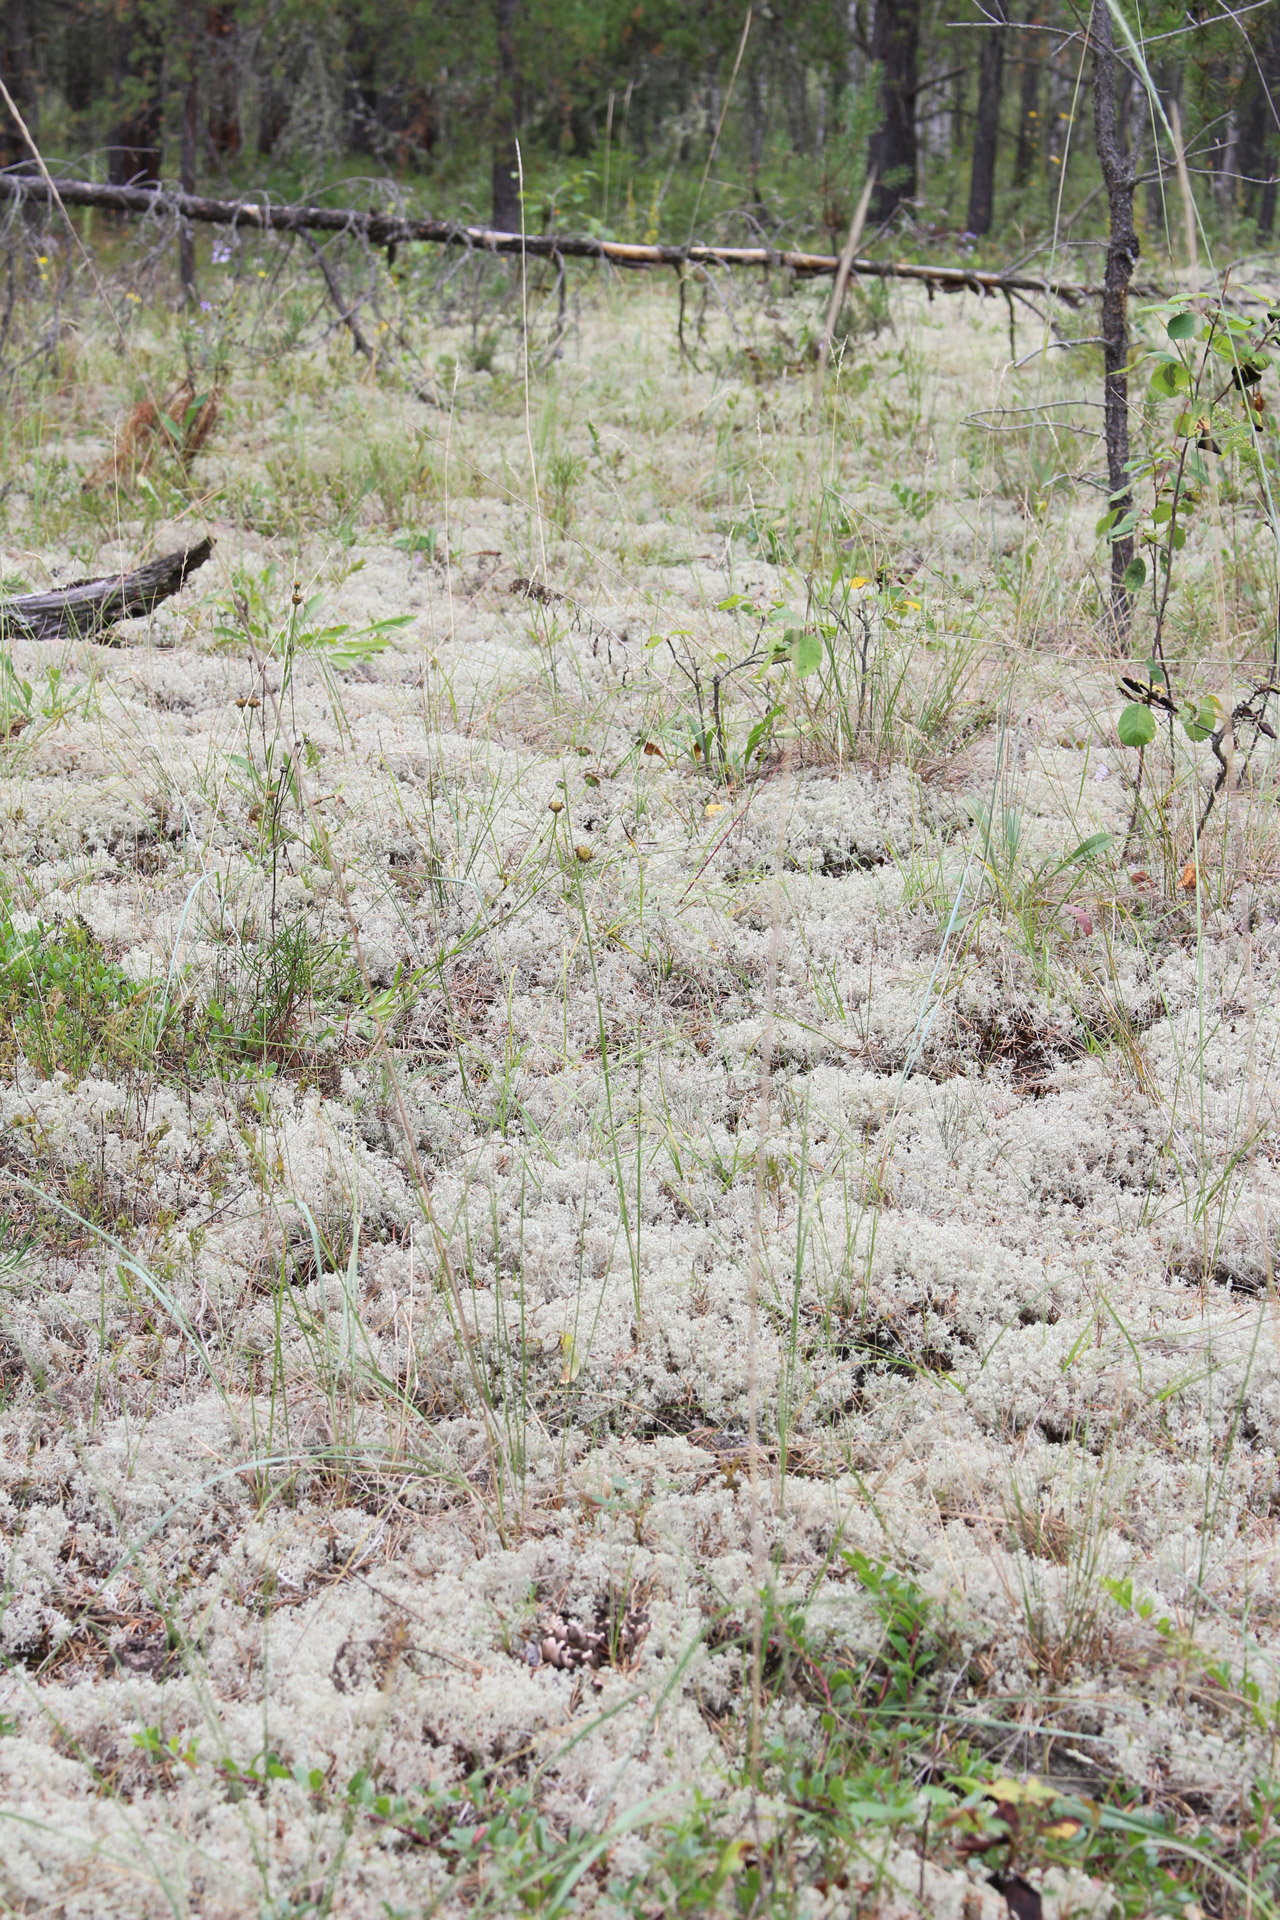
[0,903,366,1084]
[104,1553,1280,1917]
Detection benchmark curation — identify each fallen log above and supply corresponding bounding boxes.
[0,537,214,642]
[0,170,1100,304]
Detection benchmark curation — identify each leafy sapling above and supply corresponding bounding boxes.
[1107,292,1280,855]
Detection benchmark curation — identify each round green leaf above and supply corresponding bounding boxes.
[1117,703,1156,748]
[1149,360,1190,399]
[1122,556,1148,593]
[1166,312,1196,341]
[1183,696,1220,743]
[790,629,823,676]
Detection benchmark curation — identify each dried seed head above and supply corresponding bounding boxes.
[575,844,593,863]
[548,799,564,814]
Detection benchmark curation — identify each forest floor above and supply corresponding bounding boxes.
[3,263,1280,1918]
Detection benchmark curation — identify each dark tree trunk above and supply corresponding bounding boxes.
[1091,0,1139,632]
[1145,63,1177,231]
[869,0,921,222]
[491,0,522,231]
[0,2,36,169]
[745,34,768,207]
[1013,4,1041,185]
[1238,18,1280,231]
[785,39,811,156]
[205,6,242,164]
[967,0,1008,233]
[179,5,198,306]
[109,9,165,188]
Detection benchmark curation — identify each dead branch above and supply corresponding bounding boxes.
[0,169,1109,304]
[304,230,376,363]
[0,537,214,641]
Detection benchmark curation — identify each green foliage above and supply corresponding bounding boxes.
[1117,702,1156,748]
[0,909,158,1080]
[1107,292,1280,779]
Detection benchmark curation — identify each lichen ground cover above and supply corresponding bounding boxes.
[2,276,1280,1917]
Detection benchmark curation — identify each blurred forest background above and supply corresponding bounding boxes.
[2,0,1275,263]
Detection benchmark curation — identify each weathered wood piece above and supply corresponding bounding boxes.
[0,170,1099,303]
[0,537,214,641]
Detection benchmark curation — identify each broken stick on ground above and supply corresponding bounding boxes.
[0,538,214,642]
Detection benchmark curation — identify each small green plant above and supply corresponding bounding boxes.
[0,909,159,1079]
[132,1725,199,1771]
[647,597,821,784]
[0,653,31,739]
[394,526,442,563]
[544,449,587,528]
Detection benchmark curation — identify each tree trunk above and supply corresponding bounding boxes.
[869,0,921,222]
[1091,0,1139,632]
[205,6,242,165]
[1237,18,1280,231]
[491,0,522,231]
[1145,62,1177,231]
[109,10,165,188]
[967,0,1008,234]
[0,1,36,170]
[179,6,198,307]
[1013,5,1041,186]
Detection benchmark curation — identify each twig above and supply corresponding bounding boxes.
[304,230,374,364]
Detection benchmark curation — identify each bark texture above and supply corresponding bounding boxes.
[108,9,165,188]
[0,2,36,169]
[0,171,1104,298]
[0,540,214,643]
[967,0,1009,234]
[1013,5,1042,186]
[1091,0,1139,628]
[491,0,522,231]
[869,0,922,222]
[179,4,198,307]
[1237,18,1280,233]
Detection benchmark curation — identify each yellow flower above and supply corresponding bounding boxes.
[848,575,870,588]
[903,600,922,612]
[705,802,726,818]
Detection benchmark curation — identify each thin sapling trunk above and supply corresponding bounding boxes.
[1091,0,1140,635]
